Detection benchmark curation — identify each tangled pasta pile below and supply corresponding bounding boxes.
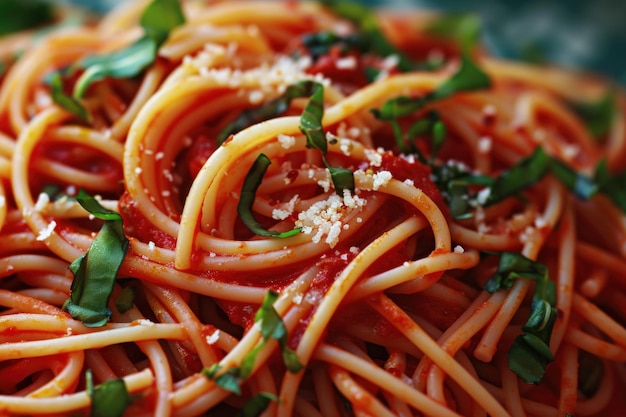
[0,0,625,416]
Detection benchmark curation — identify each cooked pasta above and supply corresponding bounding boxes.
[1,1,625,416]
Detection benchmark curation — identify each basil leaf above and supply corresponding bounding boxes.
[318,0,413,71]
[75,189,122,221]
[86,370,132,417]
[218,80,320,145]
[63,191,128,327]
[570,93,614,139]
[299,83,355,195]
[237,392,280,417]
[484,252,548,293]
[0,0,54,36]
[300,31,371,61]
[594,160,626,214]
[73,0,185,98]
[238,154,302,238]
[115,286,136,313]
[426,13,482,52]
[203,364,242,395]
[483,146,549,206]
[50,73,90,122]
[485,252,557,384]
[549,157,599,200]
[373,53,491,121]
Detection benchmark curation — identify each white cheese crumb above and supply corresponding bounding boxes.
[155,152,164,161]
[0,195,5,209]
[372,170,393,190]
[206,329,220,345]
[36,220,57,241]
[339,138,352,156]
[336,56,357,69]
[248,90,265,104]
[403,179,415,186]
[148,241,156,251]
[134,167,142,175]
[364,148,383,167]
[137,319,154,326]
[476,187,491,205]
[477,136,492,154]
[534,216,547,228]
[349,246,359,254]
[277,133,296,149]
[292,293,303,305]
[34,192,50,212]
[453,245,465,253]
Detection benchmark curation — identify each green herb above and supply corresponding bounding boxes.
[577,350,603,397]
[318,0,413,71]
[485,252,557,384]
[549,157,599,200]
[50,73,90,122]
[62,190,129,327]
[0,0,54,36]
[217,80,320,145]
[300,31,371,61]
[570,93,614,139]
[253,291,303,373]
[299,82,355,194]
[86,370,132,417]
[73,0,184,98]
[594,160,626,213]
[203,364,243,395]
[238,154,302,238]
[115,286,136,313]
[483,146,550,206]
[237,392,280,417]
[372,53,491,121]
[426,13,482,52]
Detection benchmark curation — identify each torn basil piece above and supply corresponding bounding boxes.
[299,82,355,195]
[238,154,302,238]
[570,93,614,139]
[426,13,482,52]
[86,370,132,417]
[238,392,280,417]
[115,286,136,313]
[549,157,599,200]
[218,80,320,145]
[62,190,129,327]
[300,31,370,61]
[73,0,185,98]
[0,0,54,36]
[484,252,548,293]
[50,73,90,122]
[594,160,626,214]
[203,364,243,395]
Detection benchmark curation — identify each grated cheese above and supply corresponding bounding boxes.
[206,329,220,345]
[36,220,57,241]
[372,170,393,190]
[277,133,296,149]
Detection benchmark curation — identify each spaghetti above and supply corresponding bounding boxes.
[0,0,625,416]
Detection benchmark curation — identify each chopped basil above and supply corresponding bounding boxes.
[426,13,482,52]
[254,291,303,373]
[299,82,355,194]
[73,0,185,98]
[238,392,280,417]
[372,53,491,121]
[318,0,413,71]
[218,80,320,145]
[549,157,599,200]
[300,31,371,61]
[203,364,243,395]
[50,73,90,122]
[569,93,614,139]
[238,154,302,238]
[86,370,132,417]
[483,147,549,206]
[594,159,626,214]
[0,0,54,36]
[485,252,557,384]
[115,286,136,313]
[62,190,129,327]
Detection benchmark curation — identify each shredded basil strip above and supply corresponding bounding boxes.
[238,392,280,417]
[50,73,90,121]
[426,13,482,52]
[594,160,626,213]
[238,154,302,238]
[115,286,136,313]
[62,190,129,327]
[0,0,54,36]
[203,364,243,395]
[484,252,557,384]
[300,31,371,61]
[299,82,355,194]
[217,80,320,145]
[569,93,615,139]
[73,0,185,98]
[318,0,413,71]
[373,53,491,121]
[86,370,132,417]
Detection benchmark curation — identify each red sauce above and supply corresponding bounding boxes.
[378,152,445,209]
[118,192,177,250]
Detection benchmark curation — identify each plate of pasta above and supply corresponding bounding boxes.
[0,0,625,416]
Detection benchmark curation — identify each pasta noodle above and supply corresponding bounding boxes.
[1,0,625,416]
